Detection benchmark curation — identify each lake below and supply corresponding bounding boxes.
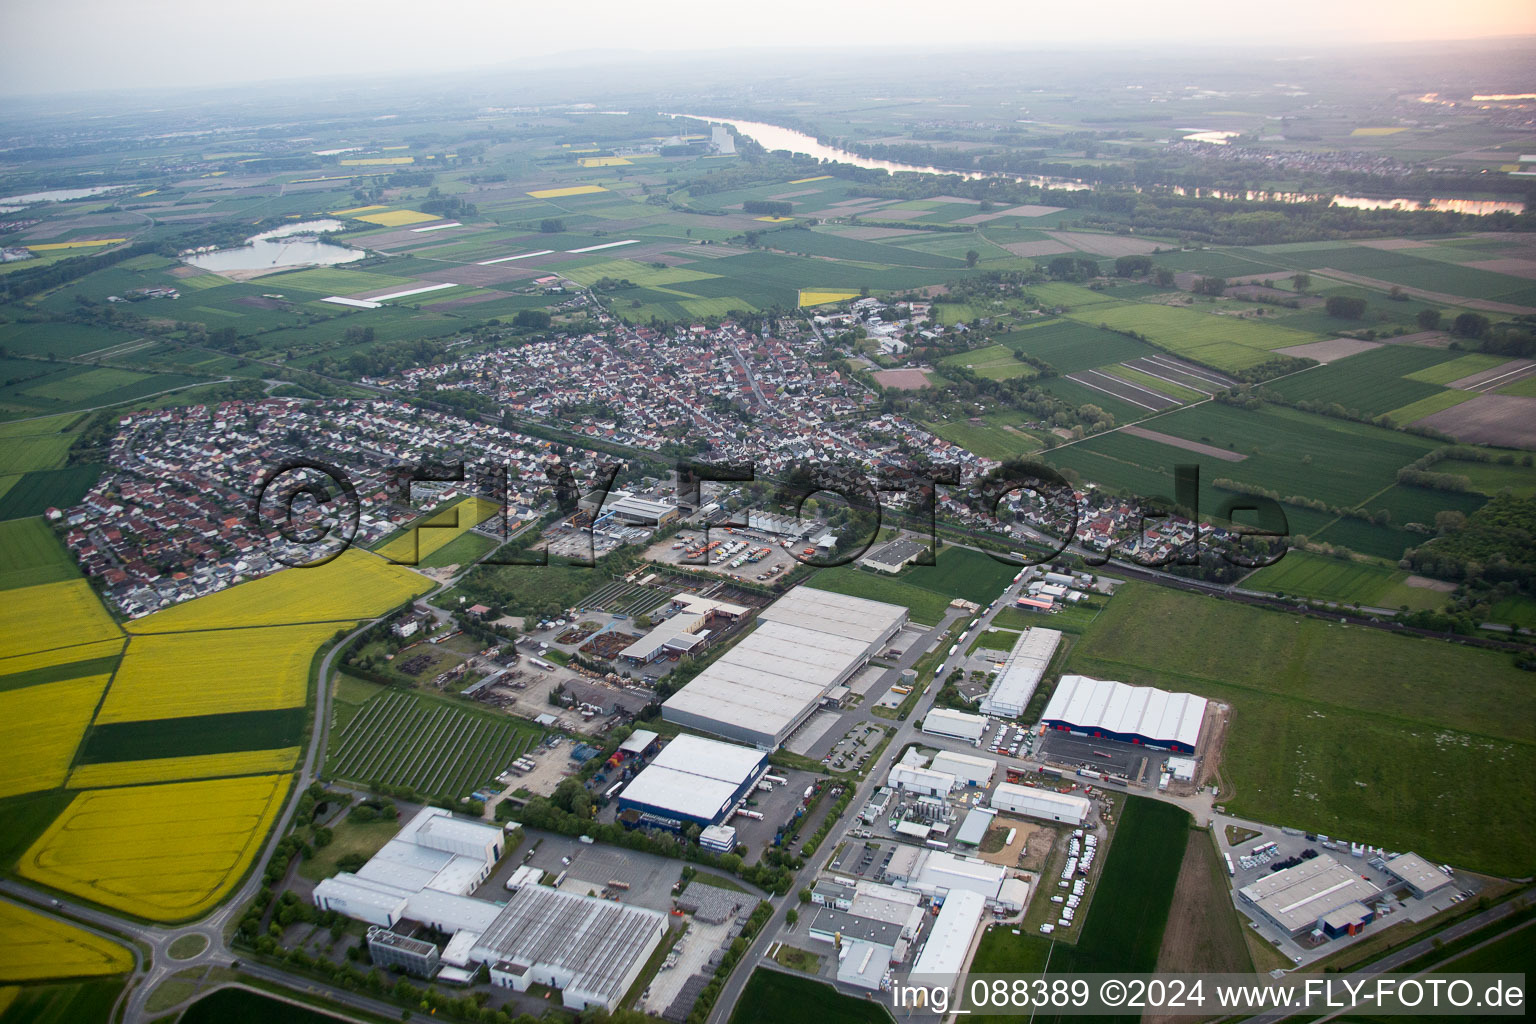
[186,219,362,274]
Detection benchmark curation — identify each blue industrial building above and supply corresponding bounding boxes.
[616,734,768,831]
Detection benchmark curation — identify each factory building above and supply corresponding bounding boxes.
[929,750,996,787]
[887,763,955,797]
[618,593,748,665]
[1238,855,1383,939]
[312,807,506,931]
[616,733,768,830]
[910,889,986,979]
[662,587,907,748]
[1040,674,1208,753]
[1382,852,1452,898]
[860,536,929,574]
[885,847,1006,902]
[954,807,996,847]
[473,884,668,1012]
[367,927,441,978]
[990,783,1092,826]
[922,707,987,744]
[579,489,681,527]
[979,628,1061,718]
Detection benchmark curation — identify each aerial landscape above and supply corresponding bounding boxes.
[0,1,1533,1022]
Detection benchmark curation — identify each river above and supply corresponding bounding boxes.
[663,113,1524,215]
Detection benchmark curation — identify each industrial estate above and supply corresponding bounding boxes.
[0,17,1534,1024]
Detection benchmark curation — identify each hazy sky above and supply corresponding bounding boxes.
[2,0,1533,96]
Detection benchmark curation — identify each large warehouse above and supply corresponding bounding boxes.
[922,707,987,743]
[1239,855,1382,939]
[474,884,668,1011]
[616,733,768,830]
[1040,674,1208,753]
[661,587,908,748]
[990,782,1091,826]
[979,628,1062,718]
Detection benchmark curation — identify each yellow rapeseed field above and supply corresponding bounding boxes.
[526,184,608,199]
[340,156,414,166]
[0,673,111,799]
[0,637,123,678]
[755,216,795,223]
[1350,127,1408,136]
[354,209,437,226]
[332,204,387,215]
[124,548,427,633]
[798,289,861,307]
[26,239,127,251]
[97,622,343,723]
[20,774,291,920]
[376,496,500,565]
[788,175,832,184]
[68,747,300,788]
[0,900,133,981]
[577,156,631,167]
[0,580,122,660]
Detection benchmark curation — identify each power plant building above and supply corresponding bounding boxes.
[662,587,907,748]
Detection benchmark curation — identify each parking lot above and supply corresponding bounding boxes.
[1037,730,1174,786]
[818,722,888,772]
[643,528,804,584]
[477,828,685,914]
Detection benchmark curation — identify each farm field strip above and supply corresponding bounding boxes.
[1065,369,1171,411]
[18,773,292,920]
[1463,361,1536,393]
[0,673,112,798]
[66,747,301,789]
[124,548,428,632]
[0,580,123,660]
[0,899,133,981]
[95,621,341,723]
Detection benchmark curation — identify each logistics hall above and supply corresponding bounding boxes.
[661,586,907,748]
[1040,674,1208,753]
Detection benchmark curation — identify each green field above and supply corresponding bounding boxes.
[177,987,343,1024]
[1265,345,1456,417]
[326,687,547,800]
[1047,402,1439,527]
[0,464,103,521]
[922,412,1044,461]
[1068,302,1319,372]
[1404,352,1510,385]
[1067,582,1535,876]
[1441,457,1536,498]
[728,968,893,1024]
[997,320,1159,375]
[0,979,126,1024]
[76,707,307,763]
[940,344,1038,380]
[1385,389,1476,425]
[0,518,81,590]
[1243,550,1450,611]
[1073,798,1189,971]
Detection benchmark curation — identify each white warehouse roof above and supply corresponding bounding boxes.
[991,782,1091,825]
[1042,674,1207,750]
[923,707,987,741]
[911,889,986,978]
[662,587,907,747]
[929,750,996,785]
[980,628,1061,717]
